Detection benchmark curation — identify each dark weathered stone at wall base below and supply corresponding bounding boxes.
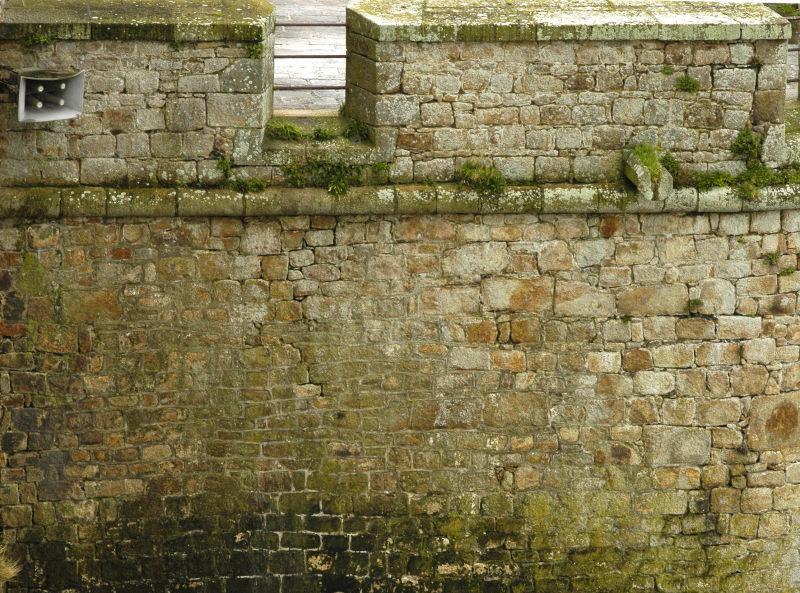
[1,200,800,592]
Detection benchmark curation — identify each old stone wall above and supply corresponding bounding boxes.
[2,206,800,592]
[0,37,273,187]
[347,37,788,184]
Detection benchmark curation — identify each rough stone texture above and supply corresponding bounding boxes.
[1,207,800,592]
[346,35,788,183]
[0,36,273,186]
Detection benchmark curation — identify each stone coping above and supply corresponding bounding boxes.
[0,0,274,42]
[347,0,789,42]
[3,184,800,218]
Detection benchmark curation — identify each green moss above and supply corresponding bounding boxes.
[731,128,762,163]
[772,3,800,17]
[312,125,340,141]
[737,181,759,201]
[265,119,305,141]
[659,153,680,178]
[22,33,53,48]
[232,178,268,194]
[17,253,50,297]
[676,74,700,93]
[282,158,363,197]
[691,130,800,197]
[780,267,797,277]
[459,161,507,197]
[686,299,704,314]
[691,170,735,191]
[662,65,674,75]
[632,144,661,181]
[216,156,233,180]
[343,120,370,142]
[245,43,264,59]
[763,251,781,266]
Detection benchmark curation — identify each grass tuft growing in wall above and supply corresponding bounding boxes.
[632,144,662,181]
[312,125,339,141]
[689,131,800,199]
[265,119,305,141]
[659,153,680,177]
[232,178,268,194]
[343,120,370,142]
[246,43,264,59]
[676,74,700,93]
[283,158,363,197]
[216,157,233,180]
[22,33,53,48]
[731,127,762,163]
[459,161,507,197]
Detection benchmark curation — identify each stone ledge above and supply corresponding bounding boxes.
[0,0,274,42]
[4,183,800,218]
[347,0,789,43]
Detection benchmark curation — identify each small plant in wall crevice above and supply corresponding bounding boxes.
[676,74,700,93]
[246,43,264,59]
[231,177,268,194]
[22,33,53,48]
[215,156,233,180]
[686,299,704,315]
[282,158,363,197]
[459,161,507,197]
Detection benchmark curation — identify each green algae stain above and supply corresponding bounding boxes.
[17,253,51,297]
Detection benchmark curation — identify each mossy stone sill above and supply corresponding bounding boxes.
[3,183,800,219]
[0,0,274,42]
[346,0,790,43]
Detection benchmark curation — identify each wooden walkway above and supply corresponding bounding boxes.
[273,0,347,113]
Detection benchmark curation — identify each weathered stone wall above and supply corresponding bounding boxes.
[347,37,788,184]
[2,205,800,592]
[0,37,273,187]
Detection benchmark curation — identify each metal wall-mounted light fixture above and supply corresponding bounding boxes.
[17,69,85,123]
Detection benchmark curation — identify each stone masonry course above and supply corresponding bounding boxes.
[1,209,800,592]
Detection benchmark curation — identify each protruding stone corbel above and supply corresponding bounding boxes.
[624,147,673,201]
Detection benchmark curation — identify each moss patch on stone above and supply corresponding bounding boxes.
[458,161,507,198]
[0,0,273,42]
[283,158,364,197]
[676,74,701,93]
[632,144,661,181]
[347,0,789,43]
[16,253,50,297]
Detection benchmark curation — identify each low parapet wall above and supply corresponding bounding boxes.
[0,0,274,187]
[346,0,791,184]
[0,0,794,193]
